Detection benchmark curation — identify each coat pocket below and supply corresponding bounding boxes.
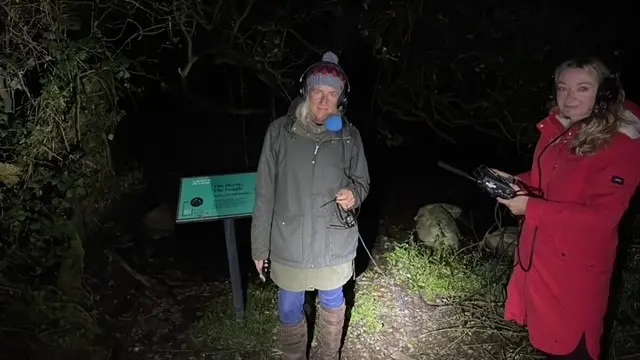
[271,214,304,264]
[327,226,358,260]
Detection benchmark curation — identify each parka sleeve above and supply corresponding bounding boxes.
[345,126,370,208]
[250,123,278,261]
[524,146,640,234]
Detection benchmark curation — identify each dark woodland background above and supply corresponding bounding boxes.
[1,0,639,359]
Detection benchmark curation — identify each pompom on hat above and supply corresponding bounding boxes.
[321,51,339,64]
[305,51,347,95]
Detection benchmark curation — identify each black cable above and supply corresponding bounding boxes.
[333,200,359,229]
[513,121,579,272]
[332,121,361,230]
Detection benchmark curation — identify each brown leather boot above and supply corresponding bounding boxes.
[317,304,346,360]
[279,318,308,360]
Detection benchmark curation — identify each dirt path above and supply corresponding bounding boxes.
[328,234,531,360]
[341,274,465,360]
[339,273,530,360]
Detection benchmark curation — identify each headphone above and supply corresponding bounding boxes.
[593,75,622,113]
[298,61,351,112]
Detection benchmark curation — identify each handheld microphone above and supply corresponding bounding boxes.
[326,114,343,132]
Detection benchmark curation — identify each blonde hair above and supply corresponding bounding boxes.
[553,57,626,155]
[294,95,315,124]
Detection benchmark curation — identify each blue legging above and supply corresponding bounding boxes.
[279,287,345,324]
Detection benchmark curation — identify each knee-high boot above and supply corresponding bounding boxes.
[279,317,308,360]
[316,303,346,360]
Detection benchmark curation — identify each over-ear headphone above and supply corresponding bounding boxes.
[298,61,351,112]
[593,75,622,113]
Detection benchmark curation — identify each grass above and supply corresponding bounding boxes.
[348,238,505,336]
[0,286,109,360]
[606,243,640,359]
[385,242,489,302]
[190,281,279,358]
[349,280,386,333]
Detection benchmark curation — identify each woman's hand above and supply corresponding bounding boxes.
[336,188,356,210]
[497,195,529,215]
[254,259,267,282]
[496,181,529,215]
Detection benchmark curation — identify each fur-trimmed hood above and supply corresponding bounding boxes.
[620,99,640,140]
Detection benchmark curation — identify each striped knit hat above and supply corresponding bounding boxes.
[305,51,347,96]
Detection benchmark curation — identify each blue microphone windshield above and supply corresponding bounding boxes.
[326,114,343,132]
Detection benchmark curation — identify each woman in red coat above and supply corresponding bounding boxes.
[496,57,640,359]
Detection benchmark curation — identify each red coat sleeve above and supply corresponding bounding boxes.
[525,146,640,234]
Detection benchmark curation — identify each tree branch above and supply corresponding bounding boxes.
[231,0,255,43]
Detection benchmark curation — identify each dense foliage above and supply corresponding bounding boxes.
[0,1,141,357]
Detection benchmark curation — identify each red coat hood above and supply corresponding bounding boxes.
[621,99,640,139]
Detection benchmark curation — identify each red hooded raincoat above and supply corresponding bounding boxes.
[505,100,640,359]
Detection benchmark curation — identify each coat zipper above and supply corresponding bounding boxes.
[311,135,351,163]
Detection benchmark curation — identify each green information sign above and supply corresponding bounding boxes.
[176,172,257,223]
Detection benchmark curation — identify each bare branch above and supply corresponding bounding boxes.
[177,12,197,79]
[231,0,255,43]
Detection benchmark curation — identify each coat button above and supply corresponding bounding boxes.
[561,252,566,257]
[312,160,315,164]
